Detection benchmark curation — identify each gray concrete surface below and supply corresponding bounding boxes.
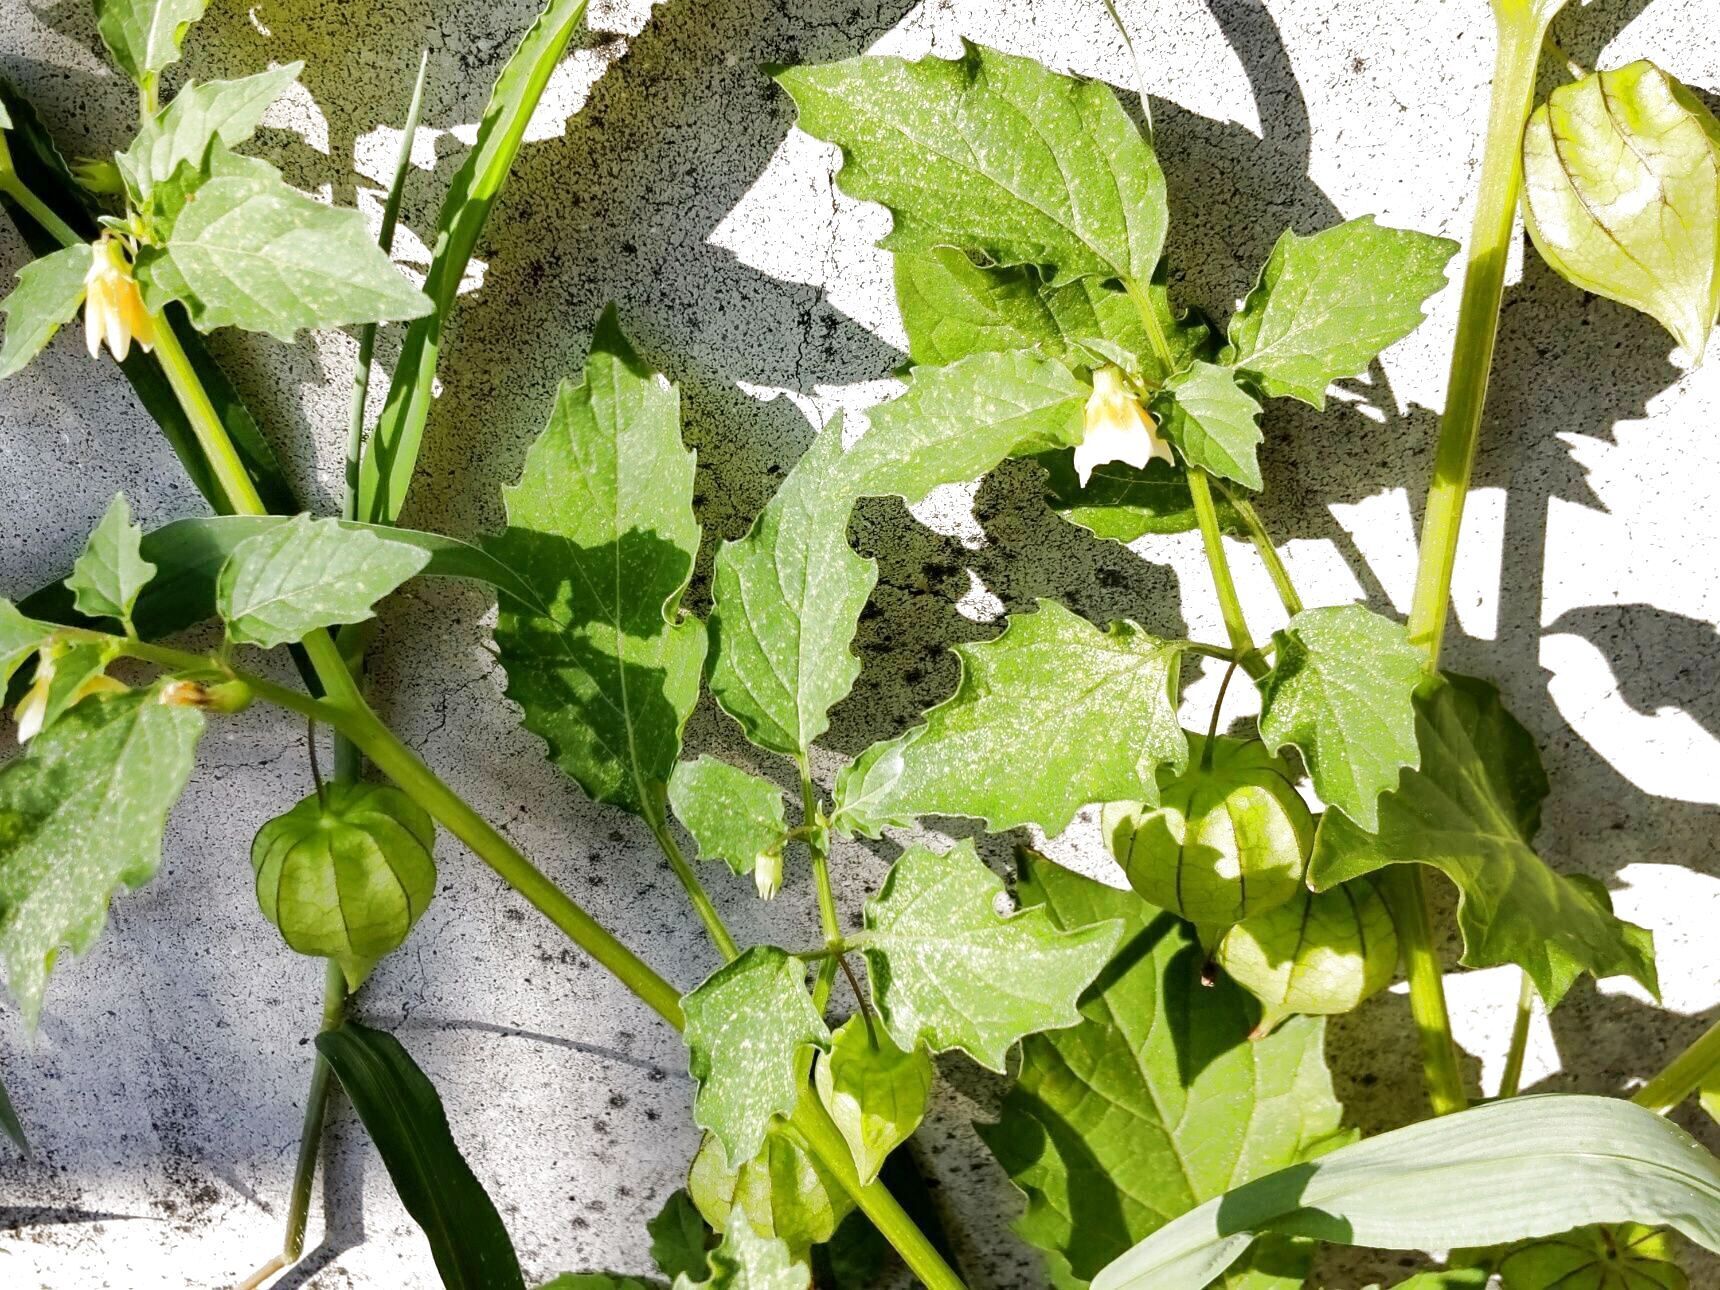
[2,0,1719,1285]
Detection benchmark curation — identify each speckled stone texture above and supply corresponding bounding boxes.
[1,1,1718,1286]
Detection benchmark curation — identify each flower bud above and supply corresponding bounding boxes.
[1523,61,1720,360]
[1102,737,1311,927]
[251,783,437,989]
[753,844,785,901]
[83,234,155,362]
[1216,876,1397,1036]
[157,676,254,714]
[1073,365,1175,486]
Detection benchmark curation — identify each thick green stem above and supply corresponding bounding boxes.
[1498,970,1535,1099]
[1633,1015,1720,1115]
[651,820,741,963]
[150,319,269,517]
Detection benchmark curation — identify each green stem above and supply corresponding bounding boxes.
[801,765,843,1012]
[150,317,269,517]
[1218,482,1303,616]
[1384,867,1469,1115]
[1187,469,1263,675]
[284,962,347,1260]
[651,819,741,963]
[787,1096,965,1290]
[1632,1015,1720,1115]
[1498,970,1535,1099]
[0,171,79,249]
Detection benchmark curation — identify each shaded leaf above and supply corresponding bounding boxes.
[777,41,1166,286]
[978,855,1343,1285]
[689,1128,851,1256]
[813,1015,932,1186]
[0,692,202,1026]
[675,1212,810,1290]
[649,1189,713,1284]
[1151,361,1264,490]
[0,1073,27,1155]
[832,600,1186,837]
[217,512,430,648]
[1474,1222,1687,1289]
[1311,675,1656,1006]
[93,0,210,85]
[668,757,789,880]
[317,1022,526,1290]
[1091,1095,1720,1290]
[0,243,91,380]
[537,1276,659,1290]
[861,840,1121,1070]
[1036,452,1241,543]
[66,494,156,629]
[682,947,830,1161]
[1255,603,1423,831]
[490,310,706,821]
[1225,216,1458,408]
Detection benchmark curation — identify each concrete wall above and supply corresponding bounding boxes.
[1,0,1718,1285]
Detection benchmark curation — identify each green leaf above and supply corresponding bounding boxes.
[667,757,789,881]
[118,64,303,197]
[977,855,1343,1285]
[1035,452,1241,543]
[1091,1095,1720,1290]
[1523,61,1720,359]
[1311,675,1657,1006]
[674,1212,810,1290]
[809,1210,889,1290]
[1225,216,1458,408]
[490,310,707,821]
[28,642,122,738]
[93,0,210,85]
[1472,1223,1688,1289]
[536,1276,660,1290]
[133,147,431,340]
[0,1073,27,1156]
[860,840,1122,1070]
[216,512,430,649]
[1151,361,1264,490]
[0,243,91,380]
[689,1128,852,1257]
[813,1016,932,1186]
[0,691,202,1026]
[707,420,875,762]
[317,1022,526,1290]
[1255,603,1423,831]
[777,41,1166,286]
[357,0,591,526]
[0,600,50,690]
[66,494,156,629]
[681,947,830,1161]
[25,514,545,643]
[838,350,1087,503]
[832,600,1186,837]
[649,1190,713,1284]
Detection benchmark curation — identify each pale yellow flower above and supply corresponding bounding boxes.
[14,646,127,742]
[83,235,155,363]
[1073,365,1174,486]
[754,846,784,901]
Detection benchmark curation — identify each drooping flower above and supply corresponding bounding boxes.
[83,235,155,362]
[1073,365,1175,486]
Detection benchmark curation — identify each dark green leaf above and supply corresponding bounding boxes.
[649,1190,713,1284]
[0,691,202,1027]
[490,310,706,821]
[1035,451,1241,542]
[674,1212,809,1290]
[0,1073,27,1155]
[318,1022,526,1290]
[357,0,590,526]
[1471,1222,1687,1289]
[777,42,1166,285]
[66,494,156,629]
[536,1276,659,1290]
[0,243,91,379]
[1311,676,1657,1006]
[861,840,1121,1070]
[978,855,1342,1284]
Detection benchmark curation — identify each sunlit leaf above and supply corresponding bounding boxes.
[93,0,210,86]
[812,1015,932,1186]
[0,243,91,380]
[66,493,156,630]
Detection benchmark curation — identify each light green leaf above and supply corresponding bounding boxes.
[1372,1274,1489,1290]
[537,1276,658,1290]
[1092,1095,1720,1290]
[675,1212,810,1290]
[649,1189,713,1284]
[689,1128,851,1257]
[357,0,590,527]
[0,600,51,690]
[838,350,1087,503]
[707,420,875,762]
[832,600,1186,837]
[667,757,789,881]
[1471,1223,1688,1289]
[490,310,707,821]
[777,41,1166,286]
[1524,61,1720,360]
[0,243,92,380]
[32,641,124,738]
[813,1016,932,1186]
[1255,603,1423,831]
[1311,675,1656,1006]
[1225,216,1458,407]
[133,147,430,340]
[216,512,430,649]
[0,691,202,1026]
[66,494,156,629]
[977,856,1343,1285]
[93,0,210,85]
[860,840,1121,1070]
[1151,361,1264,490]
[682,947,830,1162]
[119,64,303,197]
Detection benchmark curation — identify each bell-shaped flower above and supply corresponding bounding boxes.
[1073,365,1175,486]
[83,235,155,362]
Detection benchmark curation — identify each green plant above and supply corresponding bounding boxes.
[2,2,1720,1289]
